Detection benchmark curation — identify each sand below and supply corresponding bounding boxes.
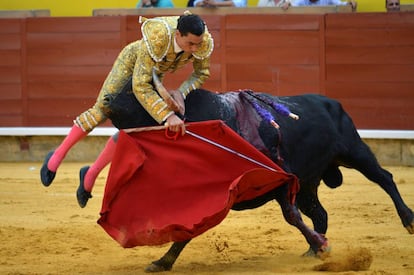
[0,163,413,275]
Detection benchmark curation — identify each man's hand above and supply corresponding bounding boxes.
[348,0,357,11]
[141,0,151,6]
[165,114,186,136]
[198,0,233,7]
[203,0,216,6]
[169,90,185,116]
[277,0,291,10]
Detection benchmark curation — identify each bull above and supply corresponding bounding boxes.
[104,74,414,273]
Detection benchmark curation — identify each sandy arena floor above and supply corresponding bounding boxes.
[0,163,413,275]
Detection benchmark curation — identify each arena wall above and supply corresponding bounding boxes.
[0,133,413,166]
[0,9,413,165]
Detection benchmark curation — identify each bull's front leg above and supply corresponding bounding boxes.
[274,186,330,257]
[295,185,329,256]
[145,240,191,273]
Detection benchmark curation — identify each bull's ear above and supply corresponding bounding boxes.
[152,68,181,113]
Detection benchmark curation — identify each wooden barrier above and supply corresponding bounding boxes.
[0,18,25,126]
[324,12,414,129]
[0,10,413,130]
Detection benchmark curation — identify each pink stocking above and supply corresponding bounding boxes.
[48,124,87,172]
[84,136,117,192]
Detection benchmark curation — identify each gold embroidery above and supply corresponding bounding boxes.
[141,18,171,62]
[75,14,214,128]
[192,29,214,60]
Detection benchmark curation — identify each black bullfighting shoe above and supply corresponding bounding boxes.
[40,150,56,187]
[77,166,92,208]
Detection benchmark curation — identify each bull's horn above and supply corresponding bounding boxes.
[152,68,181,112]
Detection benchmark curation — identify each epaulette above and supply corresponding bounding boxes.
[192,26,214,60]
[140,16,172,62]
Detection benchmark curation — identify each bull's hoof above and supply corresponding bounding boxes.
[405,222,414,234]
[316,243,331,260]
[302,248,317,257]
[144,262,171,273]
[302,243,331,260]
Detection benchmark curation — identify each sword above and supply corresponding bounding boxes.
[185,129,277,172]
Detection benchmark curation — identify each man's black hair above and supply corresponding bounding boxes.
[177,14,205,36]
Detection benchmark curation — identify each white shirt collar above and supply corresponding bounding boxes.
[173,34,183,54]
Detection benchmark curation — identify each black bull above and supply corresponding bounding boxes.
[105,80,414,272]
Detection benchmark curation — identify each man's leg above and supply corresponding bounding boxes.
[40,104,107,187]
[40,124,88,186]
[77,133,118,208]
[41,41,136,187]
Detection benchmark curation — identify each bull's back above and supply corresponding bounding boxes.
[109,87,240,130]
[185,89,240,130]
[278,94,359,143]
[274,94,362,180]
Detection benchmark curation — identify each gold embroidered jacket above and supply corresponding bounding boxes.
[75,15,214,131]
[133,16,213,123]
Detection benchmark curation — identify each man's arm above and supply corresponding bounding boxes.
[177,57,211,99]
[132,46,174,124]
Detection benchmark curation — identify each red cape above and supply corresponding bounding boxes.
[98,120,299,248]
